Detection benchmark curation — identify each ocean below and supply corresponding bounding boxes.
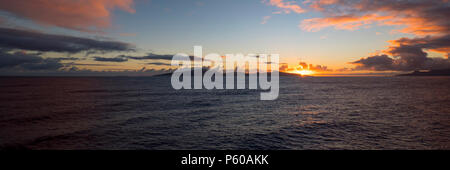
[0,75,449,149]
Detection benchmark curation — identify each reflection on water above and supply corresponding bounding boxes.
[0,76,449,149]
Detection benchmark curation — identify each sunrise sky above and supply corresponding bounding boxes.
[0,0,449,75]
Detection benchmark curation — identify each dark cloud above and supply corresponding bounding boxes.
[0,49,63,70]
[0,50,40,68]
[386,45,428,70]
[0,27,135,53]
[20,59,63,70]
[125,54,173,60]
[351,54,395,71]
[351,54,450,71]
[387,35,450,58]
[93,56,128,62]
[147,62,171,66]
[352,35,450,71]
[124,53,204,61]
[66,63,117,66]
[423,57,450,70]
[52,57,82,61]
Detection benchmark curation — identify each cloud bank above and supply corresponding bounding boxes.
[285,0,450,71]
[0,27,135,53]
[0,49,63,71]
[351,35,450,71]
[123,53,204,61]
[94,56,128,62]
[0,27,136,73]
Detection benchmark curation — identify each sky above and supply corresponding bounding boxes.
[0,0,449,75]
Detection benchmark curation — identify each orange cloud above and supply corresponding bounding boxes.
[279,63,289,71]
[279,62,330,73]
[266,0,305,14]
[379,15,448,36]
[0,0,135,32]
[299,0,450,71]
[308,0,338,11]
[300,14,393,32]
[301,0,449,36]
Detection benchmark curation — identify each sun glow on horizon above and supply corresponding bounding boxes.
[287,69,315,76]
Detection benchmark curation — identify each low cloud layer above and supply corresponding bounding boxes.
[352,35,450,71]
[0,49,63,71]
[0,27,134,53]
[351,54,395,71]
[93,56,128,62]
[123,53,203,61]
[351,54,450,71]
[147,62,172,66]
[124,54,176,60]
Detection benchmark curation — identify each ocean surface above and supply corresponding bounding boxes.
[0,75,449,149]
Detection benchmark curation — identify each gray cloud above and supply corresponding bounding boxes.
[0,50,41,68]
[66,63,117,67]
[0,49,64,70]
[387,35,450,58]
[351,54,395,71]
[422,58,450,70]
[387,45,428,70]
[125,54,173,60]
[124,53,204,61]
[351,35,450,71]
[351,54,450,71]
[52,57,82,61]
[0,27,135,53]
[147,62,171,66]
[93,56,128,62]
[20,59,63,70]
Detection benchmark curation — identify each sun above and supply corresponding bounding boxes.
[297,70,315,75]
[290,70,315,76]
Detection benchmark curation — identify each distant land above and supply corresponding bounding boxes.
[155,69,294,77]
[399,69,450,76]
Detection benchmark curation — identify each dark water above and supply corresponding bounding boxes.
[0,75,449,149]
